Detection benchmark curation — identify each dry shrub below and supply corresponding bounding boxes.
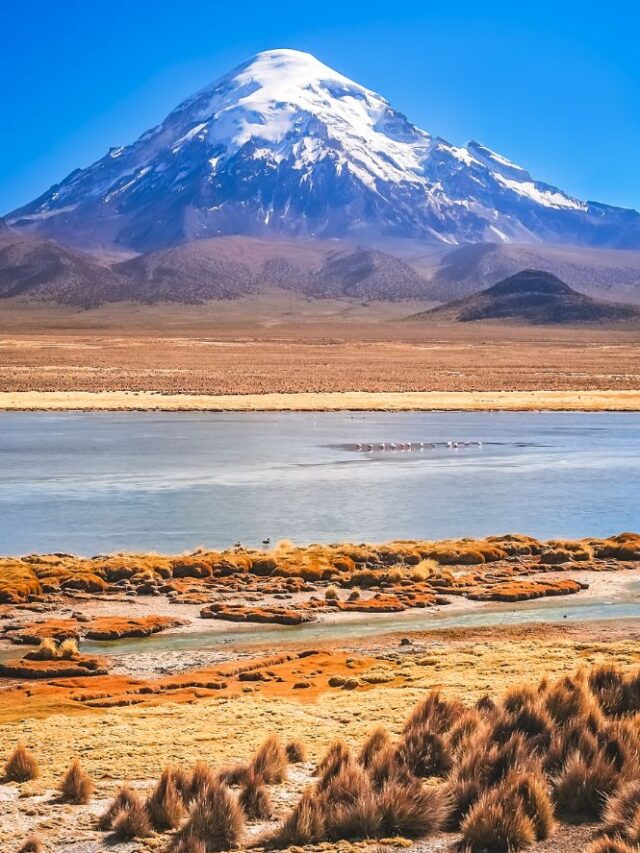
[285,739,307,763]
[28,638,58,660]
[476,694,497,718]
[502,685,539,714]
[403,690,461,734]
[173,781,245,852]
[461,788,535,853]
[147,766,186,830]
[322,762,381,840]
[491,704,554,751]
[18,838,43,853]
[359,726,392,769]
[379,778,449,838]
[60,757,94,804]
[447,709,485,754]
[599,720,640,772]
[58,638,79,659]
[324,585,340,600]
[506,771,555,841]
[397,727,453,777]
[217,762,250,788]
[111,795,152,840]
[251,734,288,784]
[589,664,626,717]
[315,739,351,781]
[189,760,219,800]
[326,790,381,840]
[239,769,273,820]
[602,779,640,840]
[4,743,40,782]
[583,839,638,853]
[267,789,326,848]
[98,785,139,831]
[172,836,208,853]
[368,743,409,790]
[545,678,600,725]
[553,751,619,822]
[544,722,599,774]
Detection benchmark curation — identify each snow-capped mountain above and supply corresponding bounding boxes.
[8,49,640,251]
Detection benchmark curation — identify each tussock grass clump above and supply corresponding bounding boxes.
[583,839,639,853]
[239,770,273,820]
[397,727,453,777]
[4,743,40,782]
[111,794,152,840]
[403,690,462,734]
[285,739,307,764]
[18,838,43,853]
[447,709,485,754]
[358,726,392,769]
[315,739,351,781]
[60,757,94,804]
[98,785,139,831]
[173,781,245,852]
[147,766,186,830]
[251,734,288,784]
[461,789,535,852]
[552,751,619,822]
[505,771,555,841]
[378,778,449,838]
[602,779,640,840]
[217,762,250,788]
[266,789,326,848]
[324,584,340,600]
[492,704,554,752]
[189,760,219,800]
[502,685,539,714]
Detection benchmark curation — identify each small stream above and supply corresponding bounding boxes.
[79,585,640,658]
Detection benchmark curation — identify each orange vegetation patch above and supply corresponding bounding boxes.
[200,604,315,625]
[0,655,109,679]
[2,615,184,644]
[0,650,396,723]
[467,578,585,602]
[0,533,638,606]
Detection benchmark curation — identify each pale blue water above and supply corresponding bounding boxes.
[0,411,638,555]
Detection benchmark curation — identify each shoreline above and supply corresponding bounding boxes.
[2,388,640,412]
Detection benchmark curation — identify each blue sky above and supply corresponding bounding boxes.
[2,0,638,214]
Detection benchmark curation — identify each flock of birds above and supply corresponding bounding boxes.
[352,440,483,452]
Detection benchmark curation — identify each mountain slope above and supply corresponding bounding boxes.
[417,269,640,325]
[116,237,430,302]
[8,49,640,252]
[420,242,640,304]
[0,231,129,305]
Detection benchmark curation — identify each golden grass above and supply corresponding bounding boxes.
[3,388,640,411]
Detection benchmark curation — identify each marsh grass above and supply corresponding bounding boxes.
[4,743,40,782]
[60,757,94,804]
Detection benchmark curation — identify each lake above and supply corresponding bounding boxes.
[0,411,637,555]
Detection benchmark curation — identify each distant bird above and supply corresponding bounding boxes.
[262,538,271,545]
[390,443,397,450]
[379,443,386,451]
[355,443,363,451]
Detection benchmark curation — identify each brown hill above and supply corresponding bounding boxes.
[415,269,640,325]
[0,231,130,307]
[417,241,640,304]
[113,237,432,302]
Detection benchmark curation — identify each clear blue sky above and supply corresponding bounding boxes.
[2,0,638,214]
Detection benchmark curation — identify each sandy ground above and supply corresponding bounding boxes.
[2,388,640,411]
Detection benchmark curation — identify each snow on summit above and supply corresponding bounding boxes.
[8,49,640,251]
